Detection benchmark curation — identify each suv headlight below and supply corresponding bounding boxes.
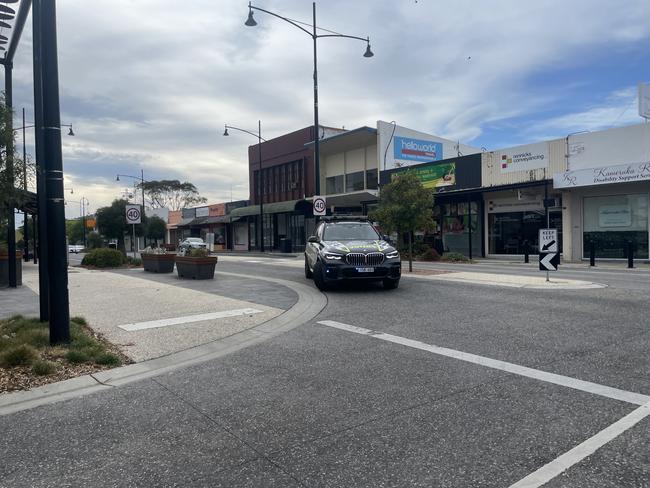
[386,250,399,259]
[323,252,343,261]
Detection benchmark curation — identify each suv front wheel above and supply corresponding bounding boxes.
[313,260,328,291]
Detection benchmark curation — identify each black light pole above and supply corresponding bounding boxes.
[245,2,373,196]
[21,107,28,262]
[223,122,267,252]
[36,0,71,343]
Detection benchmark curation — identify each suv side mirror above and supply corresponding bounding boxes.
[383,235,391,242]
[308,236,319,243]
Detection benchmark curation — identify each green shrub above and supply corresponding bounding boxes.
[32,360,57,376]
[81,248,125,268]
[418,247,441,261]
[65,350,90,364]
[16,328,50,348]
[189,248,209,257]
[441,252,471,263]
[94,352,120,366]
[1,344,38,367]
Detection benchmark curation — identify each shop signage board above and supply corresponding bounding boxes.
[125,204,141,224]
[498,141,548,174]
[195,206,209,217]
[390,162,456,189]
[393,136,443,163]
[313,196,326,216]
[539,228,559,272]
[554,161,650,189]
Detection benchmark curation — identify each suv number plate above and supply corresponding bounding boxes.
[356,267,374,273]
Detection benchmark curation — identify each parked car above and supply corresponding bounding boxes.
[305,217,401,290]
[68,244,84,254]
[179,237,207,252]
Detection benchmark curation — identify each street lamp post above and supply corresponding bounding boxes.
[116,170,145,211]
[245,2,373,196]
[223,122,267,252]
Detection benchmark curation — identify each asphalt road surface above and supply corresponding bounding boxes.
[1,257,648,487]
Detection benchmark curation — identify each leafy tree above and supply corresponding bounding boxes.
[65,219,85,245]
[145,215,166,246]
[86,231,104,250]
[96,199,130,253]
[370,172,435,272]
[139,180,207,211]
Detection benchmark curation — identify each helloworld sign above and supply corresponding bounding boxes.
[393,136,443,163]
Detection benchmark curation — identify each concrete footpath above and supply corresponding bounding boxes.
[9,264,291,362]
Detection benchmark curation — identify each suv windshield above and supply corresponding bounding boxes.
[187,238,203,242]
[323,223,380,241]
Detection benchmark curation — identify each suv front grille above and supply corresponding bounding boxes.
[345,252,385,266]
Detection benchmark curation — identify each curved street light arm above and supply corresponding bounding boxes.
[249,4,314,37]
[224,124,267,142]
[317,33,369,43]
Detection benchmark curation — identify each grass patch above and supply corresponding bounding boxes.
[0,315,122,375]
[1,344,38,367]
[32,360,57,376]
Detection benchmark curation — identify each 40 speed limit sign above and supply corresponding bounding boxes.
[125,204,142,224]
[313,196,326,216]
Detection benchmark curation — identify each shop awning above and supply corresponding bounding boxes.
[205,215,230,224]
[229,199,310,218]
[175,217,201,228]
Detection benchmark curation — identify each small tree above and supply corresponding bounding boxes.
[146,215,166,247]
[86,231,104,249]
[65,219,85,245]
[370,172,435,272]
[96,199,130,254]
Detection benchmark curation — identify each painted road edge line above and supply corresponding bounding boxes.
[119,308,264,331]
[509,401,650,488]
[317,320,650,406]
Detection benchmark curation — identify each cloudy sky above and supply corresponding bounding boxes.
[5,0,649,218]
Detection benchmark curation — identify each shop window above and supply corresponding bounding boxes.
[583,194,648,259]
[326,175,344,194]
[346,171,365,192]
[488,211,561,255]
[366,169,378,190]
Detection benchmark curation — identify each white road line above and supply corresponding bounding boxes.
[508,401,650,488]
[119,308,264,331]
[317,320,650,406]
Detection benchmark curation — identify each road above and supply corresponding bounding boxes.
[1,256,648,487]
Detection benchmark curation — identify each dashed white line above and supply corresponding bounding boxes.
[317,320,650,406]
[508,401,650,487]
[119,308,264,331]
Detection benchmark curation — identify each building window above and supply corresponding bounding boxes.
[583,194,648,259]
[346,171,365,192]
[326,175,344,194]
[366,169,378,190]
[488,211,562,254]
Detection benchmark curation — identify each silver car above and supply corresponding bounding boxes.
[179,237,207,251]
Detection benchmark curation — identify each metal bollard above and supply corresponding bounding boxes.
[627,241,634,269]
[589,241,595,267]
[523,241,529,263]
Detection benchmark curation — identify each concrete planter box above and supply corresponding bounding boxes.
[141,253,176,273]
[0,252,23,286]
[175,255,218,280]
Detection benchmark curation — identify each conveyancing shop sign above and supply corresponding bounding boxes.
[554,161,650,189]
[394,136,443,163]
[498,141,548,173]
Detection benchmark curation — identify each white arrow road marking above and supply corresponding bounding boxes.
[540,253,556,270]
[119,308,264,331]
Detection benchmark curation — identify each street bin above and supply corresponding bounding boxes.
[279,238,292,253]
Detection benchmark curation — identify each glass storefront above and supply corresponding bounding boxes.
[441,200,482,257]
[489,210,562,254]
[583,194,649,259]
